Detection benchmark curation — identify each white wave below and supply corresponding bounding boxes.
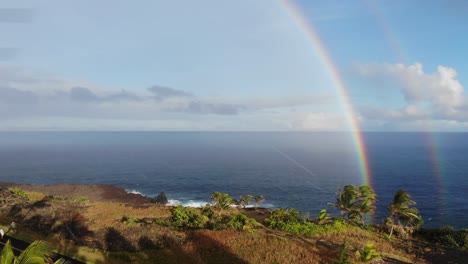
[166,199,275,209]
[184,200,210,207]
[260,203,275,208]
[167,199,181,206]
[235,203,275,209]
[125,189,144,195]
[166,199,209,208]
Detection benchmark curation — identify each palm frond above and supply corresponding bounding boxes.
[15,240,50,264]
[1,240,15,264]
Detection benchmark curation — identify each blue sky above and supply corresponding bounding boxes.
[1,0,467,131]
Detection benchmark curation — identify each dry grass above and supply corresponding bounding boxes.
[83,201,172,229]
[0,188,432,264]
[23,190,47,201]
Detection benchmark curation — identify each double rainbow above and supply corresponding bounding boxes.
[278,0,372,186]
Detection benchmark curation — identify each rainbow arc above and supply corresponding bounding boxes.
[279,0,372,186]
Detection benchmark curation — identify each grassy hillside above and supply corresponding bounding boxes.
[0,186,466,264]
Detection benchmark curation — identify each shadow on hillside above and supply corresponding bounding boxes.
[57,213,94,243]
[183,232,249,264]
[30,197,51,209]
[102,228,249,264]
[105,227,136,252]
[138,236,158,250]
[8,204,23,217]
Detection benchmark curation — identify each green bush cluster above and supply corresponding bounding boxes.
[172,205,209,229]
[121,215,139,227]
[209,213,258,231]
[417,227,468,249]
[9,188,29,199]
[120,215,172,227]
[355,243,380,262]
[72,196,89,202]
[265,208,351,236]
[171,205,257,231]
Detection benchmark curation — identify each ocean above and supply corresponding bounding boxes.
[0,132,466,229]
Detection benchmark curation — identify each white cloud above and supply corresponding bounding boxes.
[355,62,468,128]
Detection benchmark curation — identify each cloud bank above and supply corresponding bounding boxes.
[7,62,466,131]
[355,62,468,129]
[0,65,335,130]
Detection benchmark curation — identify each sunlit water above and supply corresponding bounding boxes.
[0,132,466,229]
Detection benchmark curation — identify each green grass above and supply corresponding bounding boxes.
[9,188,29,199]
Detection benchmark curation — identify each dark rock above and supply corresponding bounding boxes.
[154,192,168,205]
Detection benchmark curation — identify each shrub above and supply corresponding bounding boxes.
[226,213,257,231]
[154,218,171,227]
[73,196,89,202]
[317,209,331,225]
[355,243,380,262]
[265,208,301,229]
[49,195,66,200]
[9,188,29,199]
[121,215,138,226]
[201,204,216,218]
[417,227,468,249]
[334,240,350,264]
[172,205,208,229]
[265,208,352,236]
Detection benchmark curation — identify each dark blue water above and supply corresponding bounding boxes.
[0,132,466,229]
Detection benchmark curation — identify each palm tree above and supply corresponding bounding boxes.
[254,195,265,209]
[239,194,253,209]
[330,185,358,219]
[211,192,233,212]
[316,209,331,225]
[1,239,67,264]
[356,185,377,224]
[330,185,377,224]
[386,189,422,238]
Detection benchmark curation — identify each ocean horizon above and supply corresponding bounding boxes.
[0,131,466,229]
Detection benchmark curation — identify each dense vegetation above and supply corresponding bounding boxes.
[0,185,466,264]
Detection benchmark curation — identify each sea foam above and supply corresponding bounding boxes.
[125,189,144,195]
[167,199,209,208]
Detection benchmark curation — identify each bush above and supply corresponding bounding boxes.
[73,196,89,202]
[201,205,216,218]
[121,215,138,226]
[154,218,171,227]
[226,213,257,231]
[172,205,209,229]
[417,227,468,249]
[355,243,380,262]
[9,188,29,199]
[171,204,258,231]
[317,209,331,225]
[334,240,350,264]
[265,208,301,229]
[265,208,351,236]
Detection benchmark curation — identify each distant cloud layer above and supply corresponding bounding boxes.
[67,87,141,103]
[148,86,193,100]
[4,62,468,131]
[0,65,334,130]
